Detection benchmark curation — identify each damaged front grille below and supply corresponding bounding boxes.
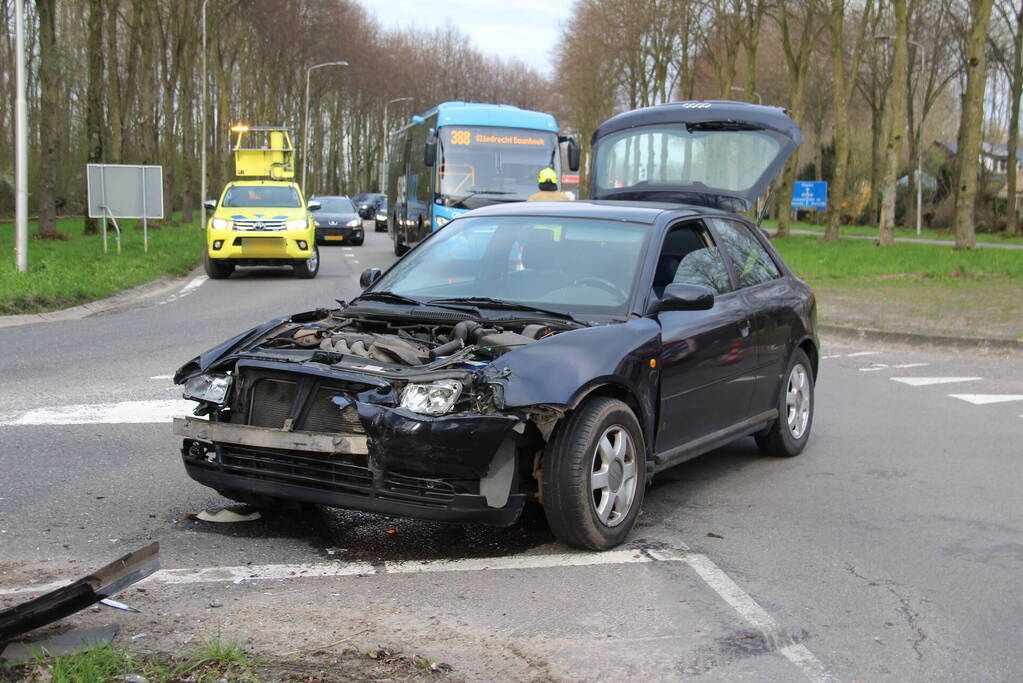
[214,445,456,507]
[238,369,369,435]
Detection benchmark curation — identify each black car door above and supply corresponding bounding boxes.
[653,220,759,458]
[706,218,794,416]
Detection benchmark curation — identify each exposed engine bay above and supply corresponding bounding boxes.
[255,311,562,371]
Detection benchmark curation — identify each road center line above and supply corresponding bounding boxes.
[157,275,208,306]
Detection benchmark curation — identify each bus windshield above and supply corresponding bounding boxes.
[437,126,558,209]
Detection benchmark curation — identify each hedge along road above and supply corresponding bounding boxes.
[2,227,1023,680]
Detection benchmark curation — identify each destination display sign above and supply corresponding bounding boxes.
[443,126,552,148]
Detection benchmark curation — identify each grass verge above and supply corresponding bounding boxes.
[761,218,1023,245]
[0,215,203,315]
[1,637,446,682]
[772,235,1023,340]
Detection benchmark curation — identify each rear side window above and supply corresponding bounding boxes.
[710,218,780,288]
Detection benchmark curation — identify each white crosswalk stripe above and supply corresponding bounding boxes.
[891,377,982,387]
[948,394,1023,406]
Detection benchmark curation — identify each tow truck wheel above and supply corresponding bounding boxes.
[542,397,646,550]
[203,250,233,279]
[293,245,320,279]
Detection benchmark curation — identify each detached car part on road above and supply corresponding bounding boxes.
[174,101,818,550]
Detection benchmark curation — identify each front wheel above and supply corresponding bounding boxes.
[755,348,815,457]
[203,251,233,279]
[350,234,364,246]
[293,245,320,279]
[542,397,646,550]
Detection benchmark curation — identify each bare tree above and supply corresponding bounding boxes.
[990,0,1023,236]
[953,0,996,249]
[878,0,909,246]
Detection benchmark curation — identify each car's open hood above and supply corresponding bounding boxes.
[589,101,803,212]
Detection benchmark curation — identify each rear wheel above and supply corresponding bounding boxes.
[293,245,320,279]
[203,250,233,279]
[542,397,646,550]
[393,234,408,256]
[755,348,814,457]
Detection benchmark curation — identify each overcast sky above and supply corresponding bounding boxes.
[366,0,575,76]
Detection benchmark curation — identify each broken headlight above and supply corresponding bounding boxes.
[182,374,232,405]
[400,380,462,416]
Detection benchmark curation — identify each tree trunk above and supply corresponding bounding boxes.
[35,0,60,238]
[953,0,995,249]
[84,0,105,234]
[878,0,908,247]
[1006,5,1023,237]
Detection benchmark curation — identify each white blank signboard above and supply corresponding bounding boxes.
[87,164,164,219]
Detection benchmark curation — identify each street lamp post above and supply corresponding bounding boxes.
[14,0,28,272]
[200,0,208,232]
[877,34,926,235]
[302,61,349,195]
[380,97,412,191]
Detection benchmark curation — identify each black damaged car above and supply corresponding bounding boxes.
[173,101,817,550]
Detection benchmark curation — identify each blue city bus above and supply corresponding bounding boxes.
[386,101,579,255]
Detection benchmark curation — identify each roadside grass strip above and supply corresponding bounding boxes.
[761,218,1023,246]
[0,215,203,315]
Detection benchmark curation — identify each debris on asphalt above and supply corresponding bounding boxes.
[100,597,140,613]
[0,625,119,663]
[707,532,724,539]
[195,506,262,523]
[0,542,159,647]
[209,600,223,608]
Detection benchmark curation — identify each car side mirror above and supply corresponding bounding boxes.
[651,283,715,314]
[203,199,217,211]
[360,267,382,289]
[358,204,373,219]
[560,135,581,172]
[307,200,321,211]
[424,128,437,167]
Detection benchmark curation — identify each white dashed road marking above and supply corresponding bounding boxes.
[948,394,1023,405]
[891,377,982,387]
[859,363,929,372]
[157,275,208,305]
[1,400,191,425]
[149,374,173,380]
[844,351,881,357]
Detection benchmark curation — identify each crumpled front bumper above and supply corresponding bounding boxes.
[173,403,527,526]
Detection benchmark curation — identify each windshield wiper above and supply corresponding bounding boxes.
[450,190,516,209]
[426,297,584,326]
[353,291,423,306]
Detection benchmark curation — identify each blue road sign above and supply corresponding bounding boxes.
[791,181,828,209]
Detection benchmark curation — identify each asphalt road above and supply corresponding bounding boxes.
[2,225,1022,680]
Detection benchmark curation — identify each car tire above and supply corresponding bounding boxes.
[350,234,364,246]
[203,250,233,279]
[393,235,408,256]
[755,348,815,457]
[375,223,386,233]
[542,397,646,550]
[293,245,320,279]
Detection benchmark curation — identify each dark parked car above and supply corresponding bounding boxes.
[352,192,385,222]
[374,198,388,232]
[173,101,816,550]
[311,195,363,246]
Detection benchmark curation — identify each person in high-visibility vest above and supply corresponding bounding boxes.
[528,168,572,201]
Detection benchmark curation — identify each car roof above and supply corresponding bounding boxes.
[460,200,720,224]
[312,195,351,200]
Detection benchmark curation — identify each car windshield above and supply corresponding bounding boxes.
[317,197,355,213]
[437,126,559,208]
[368,216,650,319]
[223,185,301,208]
[593,125,784,196]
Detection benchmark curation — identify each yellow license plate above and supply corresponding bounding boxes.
[241,238,284,256]
[325,235,344,241]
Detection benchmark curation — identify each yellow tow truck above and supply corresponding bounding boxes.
[202,125,320,279]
